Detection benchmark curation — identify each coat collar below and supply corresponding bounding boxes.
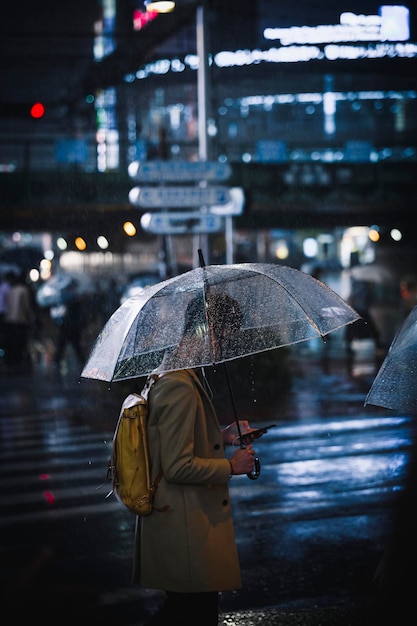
[186,369,215,408]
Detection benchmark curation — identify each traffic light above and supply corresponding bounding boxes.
[30,102,45,119]
[0,102,46,119]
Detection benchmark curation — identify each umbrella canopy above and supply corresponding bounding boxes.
[350,263,396,285]
[365,305,417,414]
[81,263,360,383]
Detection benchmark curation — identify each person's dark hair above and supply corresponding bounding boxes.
[183,292,243,338]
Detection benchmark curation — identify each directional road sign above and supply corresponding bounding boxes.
[129,160,232,183]
[140,211,223,235]
[209,187,245,216]
[130,185,231,209]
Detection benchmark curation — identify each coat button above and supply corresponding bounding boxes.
[214,443,220,450]
[222,499,228,506]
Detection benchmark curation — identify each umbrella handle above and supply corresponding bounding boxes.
[218,362,262,481]
[247,456,261,480]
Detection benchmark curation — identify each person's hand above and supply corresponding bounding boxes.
[222,420,256,446]
[229,445,256,475]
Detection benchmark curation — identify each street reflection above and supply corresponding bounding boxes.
[0,335,415,623]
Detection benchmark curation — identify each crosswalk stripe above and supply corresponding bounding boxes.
[0,500,126,526]
[0,410,122,526]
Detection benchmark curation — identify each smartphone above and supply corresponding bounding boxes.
[240,424,276,444]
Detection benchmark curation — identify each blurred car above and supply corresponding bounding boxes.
[120,272,161,304]
[0,246,44,276]
[0,262,20,276]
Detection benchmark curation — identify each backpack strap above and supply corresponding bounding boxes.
[141,372,160,399]
[144,373,170,513]
[150,470,169,513]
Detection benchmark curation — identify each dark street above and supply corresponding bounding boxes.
[1,3,416,624]
[1,333,416,625]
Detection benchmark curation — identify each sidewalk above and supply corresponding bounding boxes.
[96,591,382,626]
[219,599,378,626]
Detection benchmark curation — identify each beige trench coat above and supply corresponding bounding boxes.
[133,369,242,593]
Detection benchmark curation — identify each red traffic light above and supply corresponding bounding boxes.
[30,102,45,119]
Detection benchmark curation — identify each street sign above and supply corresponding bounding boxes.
[129,160,232,182]
[140,211,223,235]
[130,185,231,209]
[209,187,245,216]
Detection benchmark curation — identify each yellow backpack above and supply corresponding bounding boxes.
[108,374,168,516]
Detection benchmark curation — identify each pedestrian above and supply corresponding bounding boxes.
[50,279,86,368]
[4,270,35,373]
[133,294,259,626]
[0,271,11,361]
[399,274,417,317]
[345,278,383,357]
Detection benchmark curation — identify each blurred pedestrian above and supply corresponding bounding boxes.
[0,271,11,359]
[399,274,417,318]
[345,278,383,356]
[50,279,86,368]
[4,271,35,373]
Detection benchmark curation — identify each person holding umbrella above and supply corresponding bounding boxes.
[81,258,360,624]
[133,293,258,626]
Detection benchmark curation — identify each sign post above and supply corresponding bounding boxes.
[129,160,231,182]
[128,155,244,266]
[129,185,231,209]
[140,211,222,235]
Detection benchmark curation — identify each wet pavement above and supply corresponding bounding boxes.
[1,329,416,625]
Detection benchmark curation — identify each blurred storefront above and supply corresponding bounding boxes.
[1,2,417,315]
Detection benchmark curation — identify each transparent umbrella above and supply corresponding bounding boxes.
[82,258,360,480]
[365,305,417,414]
[350,263,397,285]
[81,261,360,383]
[36,272,96,307]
